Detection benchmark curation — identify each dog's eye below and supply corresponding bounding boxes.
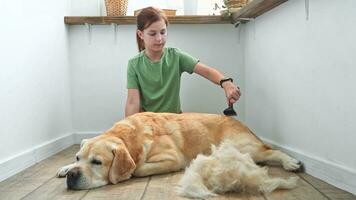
[91,159,102,165]
[76,156,80,162]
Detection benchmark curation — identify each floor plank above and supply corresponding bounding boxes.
[81,177,149,200]
[142,172,188,200]
[264,166,329,200]
[21,177,88,200]
[299,173,356,200]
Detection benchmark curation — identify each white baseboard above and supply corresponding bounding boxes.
[261,137,356,195]
[34,133,75,162]
[0,149,37,182]
[0,132,101,183]
[0,133,74,182]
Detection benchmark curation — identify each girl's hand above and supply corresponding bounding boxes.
[222,81,241,105]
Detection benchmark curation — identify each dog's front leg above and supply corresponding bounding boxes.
[133,153,184,177]
[56,163,76,177]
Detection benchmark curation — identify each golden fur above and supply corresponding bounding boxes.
[57,112,300,190]
[178,141,299,198]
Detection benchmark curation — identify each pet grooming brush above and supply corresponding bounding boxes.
[223,103,237,116]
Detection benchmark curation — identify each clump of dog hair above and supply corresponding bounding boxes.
[177,141,298,199]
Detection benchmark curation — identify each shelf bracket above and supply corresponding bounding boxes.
[233,17,254,28]
[111,23,118,44]
[305,0,309,20]
[85,23,92,45]
[233,18,256,41]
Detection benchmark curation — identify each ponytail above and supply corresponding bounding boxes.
[136,32,145,52]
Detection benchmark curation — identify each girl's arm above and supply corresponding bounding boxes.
[125,89,140,117]
[193,62,241,105]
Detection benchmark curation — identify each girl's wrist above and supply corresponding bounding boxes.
[221,80,233,89]
[219,78,233,88]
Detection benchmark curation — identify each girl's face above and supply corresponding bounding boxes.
[138,19,167,53]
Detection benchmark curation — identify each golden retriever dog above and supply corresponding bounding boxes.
[178,141,299,199]
[57,112,301,190]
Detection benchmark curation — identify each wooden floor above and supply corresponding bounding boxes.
[0,145,355,200]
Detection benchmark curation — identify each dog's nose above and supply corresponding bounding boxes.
[66,167,81,189]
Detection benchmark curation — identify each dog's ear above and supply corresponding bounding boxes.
[80,139,88,148]
[109,144,136,184]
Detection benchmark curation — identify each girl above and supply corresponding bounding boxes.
[125,7,241,117]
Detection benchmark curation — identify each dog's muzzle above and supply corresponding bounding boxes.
[66,167,83,190]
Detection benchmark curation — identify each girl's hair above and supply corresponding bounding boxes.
[136,7,169,52]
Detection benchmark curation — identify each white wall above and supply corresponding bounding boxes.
[0,0,72,180]
[68,24,245,132]
[243,0,356,194]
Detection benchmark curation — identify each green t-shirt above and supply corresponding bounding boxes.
[127,47,199,113]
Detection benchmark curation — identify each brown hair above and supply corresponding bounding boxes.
[136,7,169,52]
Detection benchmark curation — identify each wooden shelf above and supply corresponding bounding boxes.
[232,0,288,23]
[64,16,231,25]
[64,0,288,25]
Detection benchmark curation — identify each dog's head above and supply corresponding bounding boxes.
[66,134,136,190]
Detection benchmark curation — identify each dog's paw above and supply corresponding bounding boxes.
[282,158,301,171]
[56,165,72,178]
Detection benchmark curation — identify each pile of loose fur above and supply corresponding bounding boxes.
[177,141,298,199]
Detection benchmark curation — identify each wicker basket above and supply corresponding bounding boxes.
[105,0,128,16]
[225,0,248,9]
